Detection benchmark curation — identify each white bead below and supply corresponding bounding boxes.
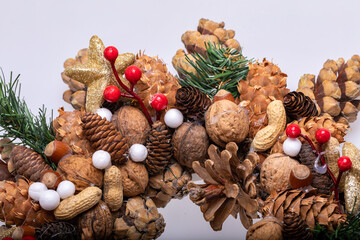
[283,137,302,157]
[92,150,112,169]
[129,144,148,162]
[29,182,48,202]
[164,109,184,128]
[56,180,76,199]
[95,108,113,121]
[39,190,60,211]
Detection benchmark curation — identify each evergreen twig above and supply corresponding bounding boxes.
[177,42,251,99]
[0,70,55,167]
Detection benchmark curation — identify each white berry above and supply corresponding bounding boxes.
[283,137,302,157]
[39,190,60,211]
[164,109,184,128]
[95,108,113,121]
[29,182,48,202]
[57,180,76,199]
[129,144,148,162]
[92,150,112,169]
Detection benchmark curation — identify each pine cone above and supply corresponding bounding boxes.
[35,222,80,240]
[113,197,165,240]
[0,179,55,227]
[175,86,211,123]
[283,91,319,120]
[283,211,313,240]
[81,112,128,165]
[10,145,52,182]
[299,143,333,195]
[297,55,360,123]
[133,53,180,119]
[145,121,173,175]
[262,189,346,231]
[187,143,258,230]
[146,162,191,208]
[238,59,290,137]
[53,108,94,156]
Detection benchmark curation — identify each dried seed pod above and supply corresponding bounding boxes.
[70,91,86,110]
[112,106,151,146]
[172,122,209,169]
[205,100,249,147]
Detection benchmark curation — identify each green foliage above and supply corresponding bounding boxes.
[177,42,251,99]
[0,70,55,164]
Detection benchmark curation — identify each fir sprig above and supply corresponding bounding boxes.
[0,70,55,161]
[177,42,251,99]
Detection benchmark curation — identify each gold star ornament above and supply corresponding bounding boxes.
[64,35,135,112]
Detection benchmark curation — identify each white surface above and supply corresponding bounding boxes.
[0,0,360,239]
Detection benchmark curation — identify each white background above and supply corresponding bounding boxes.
[1,1,360,239]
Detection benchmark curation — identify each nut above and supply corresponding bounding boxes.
[120,160,148,197]
[103,166,123,211]
[252,100,286,152]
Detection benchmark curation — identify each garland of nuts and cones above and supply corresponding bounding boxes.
[0,18,360,240]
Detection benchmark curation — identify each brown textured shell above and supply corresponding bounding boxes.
[78,200,113,240]
[112,106,151,146]
[119,160,148,197]
[246,217,283,240]
[57,155,103,192]
[260,153,300,194]
[205,100,249,147]
[172,122,209,169]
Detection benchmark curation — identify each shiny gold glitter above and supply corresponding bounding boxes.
[64,35,135,112]
[343,142,360,213]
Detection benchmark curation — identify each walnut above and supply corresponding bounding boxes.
[172,122,209,169]
[57,155,103,192]
[246,217,283,240]
[119,160,148,197]
[112,106,151,146]
[205,100,249,147]
[260,153,300,194]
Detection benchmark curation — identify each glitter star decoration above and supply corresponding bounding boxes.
[64,35,135,112]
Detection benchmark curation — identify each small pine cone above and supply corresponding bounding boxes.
[146,121,173,175]
[299,143,334,194]
[35,222,80,240]
[81,112,128,165]
[10,145,52,181]
[283,211,313,240]
[284,91,319,119]
[175,86,211,123]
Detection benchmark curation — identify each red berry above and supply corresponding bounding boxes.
[286,124,301,138]
[315,128,331,144]
[2,238,14,240]
[22,237,36,240]
[338,156,352,172]
[125,66,142,84]
[103,85,121,103]
[150,93,168,111]
[104,46,118,62]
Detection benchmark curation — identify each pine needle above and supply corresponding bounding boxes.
[0,69,55,162]
[177,42,251,99]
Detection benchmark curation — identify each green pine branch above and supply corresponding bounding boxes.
[0,70,55,165]
[177,42,251,99]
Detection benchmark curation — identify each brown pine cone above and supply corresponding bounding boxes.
[10,145,52,181]
[81,112,128,165]
[283,211,313,240]
[284,91,319,120]
[145,121,173,175]
[35,222,80,240]
[175,86,211,123]
[299,143,333,195]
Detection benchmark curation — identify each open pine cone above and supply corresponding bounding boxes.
[297,55,360,123]
[238,59,290,137]
[262,189,346,231]
[187,142,259,230]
